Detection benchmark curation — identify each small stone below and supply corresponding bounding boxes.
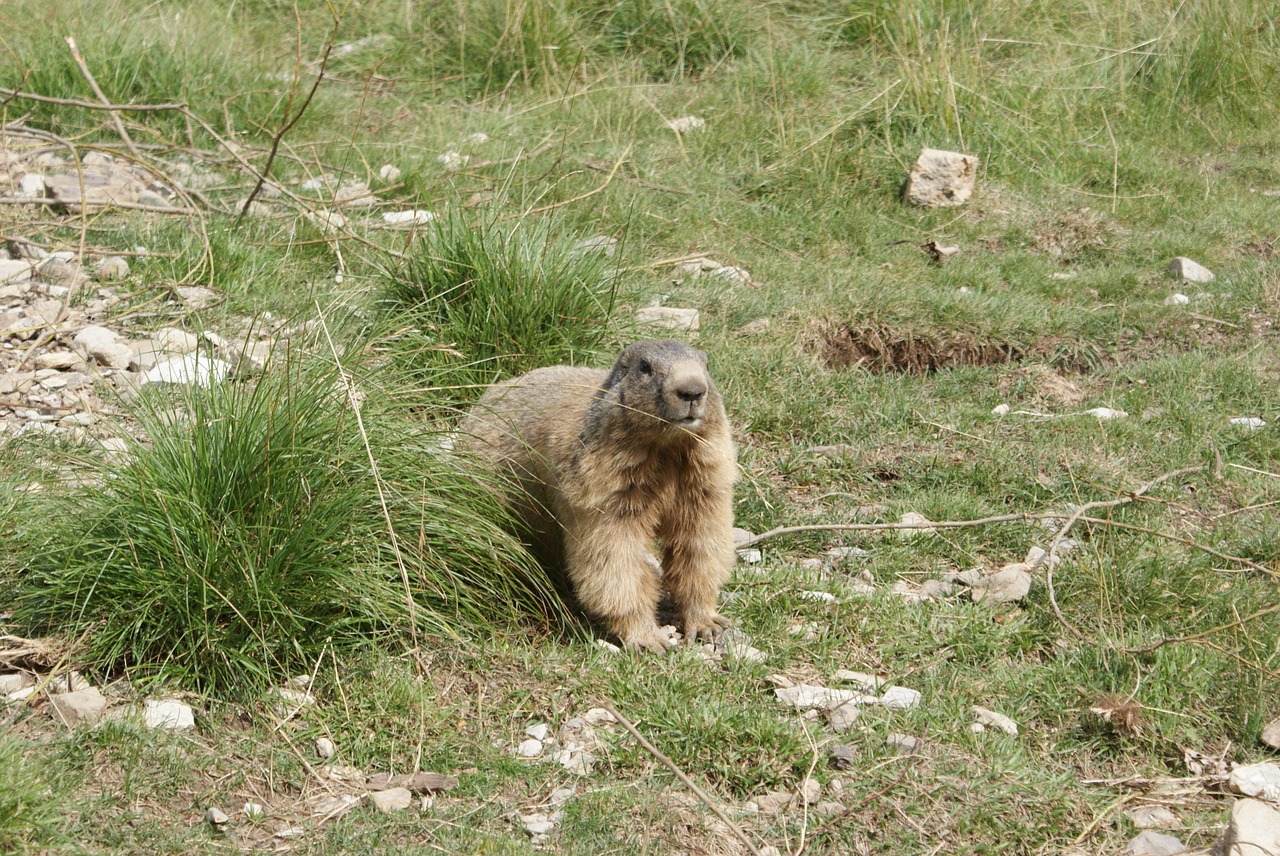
[905,148,980,207]
[992,403,1011,415]
[549,787,576,807]
[1262,718,1280,749]
[521,811,560,836]
[581,707,616,726]
[437,151,469,171]
[1218,798,1280,856]
[1167,257,1214,283]
[524,722,550,741]
[0,673,34,694]
[731,527,755,547]
[829,703,860,732]
[305,210,348,233]
[750,791,793,815]
[970,565,1032,605]
[828,744,856,770]
[242,801,266,820]
[897,511,936,538]
[34,352,80,370]
[72,325,132,369]
[364,772,457,794]
[1164,293,1191,306]
[826,546,870,561]
[972,705,1019,735]
[370,787,412,813]
[517,738,543,758]
[0,259,34,284]
[463,132,490,145]
[955,568,984,586]
[1230,417,1267,430]
[316,737,336,758]
[735,318,771,336]
[552,745,594,775]
[274,824,305,839]
[886,733,921,755]
[1085,406,1128,420]
[798,590,837,604]
[879,686,921,710]
[94,257,129,281]
[143,699,194,730]
[1126,806,1180,830]
[48,671,90,693]
[378,164,401,181]
[1229,762,1280,800]
[382,209,436,226]
[205,807,230,826]
[311,793,359,817]
[798,778,821,805]
[665,116,706,134]
[737,548,762,563]
[6,687,38,704]
[636,306,700,331]
[1124,830,1187,856]
[832,671,883,691]
[174,286,216,308]
[1024,546,1048,568]
[775,685,867,712]
[143,354,231,387]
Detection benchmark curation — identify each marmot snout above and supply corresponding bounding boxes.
[459,340,738,651]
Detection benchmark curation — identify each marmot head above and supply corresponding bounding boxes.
[601,340,721,435]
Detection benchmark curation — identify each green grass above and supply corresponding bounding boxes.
[1,0,1278,851]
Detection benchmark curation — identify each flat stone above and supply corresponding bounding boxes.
[316,737,335,758]
[72,325,132,369]
[0,673,35,694]
[94,257,130,281]
[524,722,550,741]
[1262,718,1280,750]
[798,778,821,805]
[369,787,412,813]
[1167,257,1214,283]
[829,703,860,732]
[365,772,457,794]
[905,148,979,207]
[0,259,34,284]
[143,699,194,729]
[750,790,793,815]
[49,687,108,726]
[972,705,1019,735]
[970,565,1032,605]
[878,686,921,710]
[886,733,921,755]
[1229,762,1280,800]
[636,306,700,331]
[33,351,81,370]
[521,811,562,835]
[1126,805,1180,830]
[204,806,229,826]
[142,353,230,387]
[1219,798,1280,856]
[517,738,543,757]
[1124,830,1187,856]
[775,684,868,712]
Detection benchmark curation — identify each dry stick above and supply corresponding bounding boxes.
[601,700,765,856]
[237,7,340,222]
[0,196,196,215]
[0,86,185,112]
[64,37,141,161]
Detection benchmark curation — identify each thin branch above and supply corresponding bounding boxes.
[65,37,141,160]
[0,86,186,112]
[601,700,765,856]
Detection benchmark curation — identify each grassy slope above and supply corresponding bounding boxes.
[1,0,1278,853]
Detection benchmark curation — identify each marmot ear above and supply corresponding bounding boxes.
[695,349,709,366]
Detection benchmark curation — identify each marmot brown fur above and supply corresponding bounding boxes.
[458,340,737,651]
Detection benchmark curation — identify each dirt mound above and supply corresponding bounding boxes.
[814,323,1022,374]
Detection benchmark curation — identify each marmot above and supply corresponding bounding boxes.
[458,340,738,651]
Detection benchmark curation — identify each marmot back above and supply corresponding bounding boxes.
[459,340,738,651]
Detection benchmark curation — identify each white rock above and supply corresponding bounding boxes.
[525,723,550,741]
[382,209,436,226]
[749,791,793,815]
[517,739,544,758]
[370,787,412,813]
[665,116,706,134]
[879,686,921,710]
[72,326,132,369]
[737,548,762,563]
[18,173,47,198]
[1229,762,1280,800]
[798,590,837,604]
[970,564,1032,605]
[316,737,336,758]
[205,806,229,826]
[551,745,594,775]
[826,546,870,561]
[731,527,755,546]
[175,286,216,308]
[437,151,468,171]
[1124,830,1188,856]
[1163,293,1191,305]
[0,259,34,284]
[243,801,266,820]
[1167,257,1214,283]
[897,511,936,538]
[143,353,230,387]
[581,707,617,726]
[635,306,700,331]
[1230,417,1267,429]
[1218,798,1280,856]
[549,787,575,806]
[378,164,402,182]
[992,403,1011,416]
[775,685,868,712]
[48,671,90,693]
[1126,805,1180,830]
[143,699,194,730]
[94,257,130,281]
[521,811,561,836]
[829,703,860,732]
[7,687,37,704]
[972,705,1018,735]
[305,210,348,233]
[709,264,752,283]
[1085,407,1128,420]
[832,671,883,691]
[798,778,821,805]
[886,733,921,754]
[0,673,35,694]
[1262,718,1280,750]
[1024,546,1048,568]
[905,148,979,207]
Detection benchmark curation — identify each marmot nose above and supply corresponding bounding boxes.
[675,384,706,404]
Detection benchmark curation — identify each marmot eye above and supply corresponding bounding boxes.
[637,359,652,375]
